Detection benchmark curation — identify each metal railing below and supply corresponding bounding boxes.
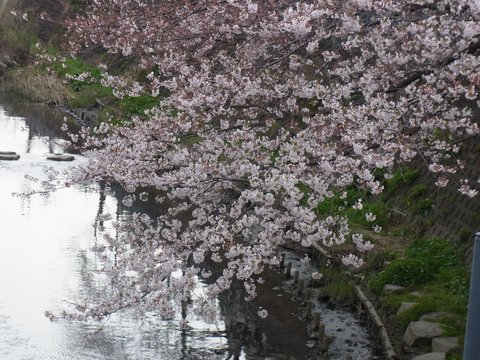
[464,232,480,359]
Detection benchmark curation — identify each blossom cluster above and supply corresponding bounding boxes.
[52,0,480,319]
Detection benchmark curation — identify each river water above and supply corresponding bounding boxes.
[0,91,314,360]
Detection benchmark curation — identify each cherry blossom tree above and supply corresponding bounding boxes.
[48,0,480,320]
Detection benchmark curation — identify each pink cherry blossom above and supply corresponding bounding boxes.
[40,0,480,320]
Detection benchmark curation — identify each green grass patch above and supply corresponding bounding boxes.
[2,26,38,55]
[370,237,462,291]
[48,57,114,109]
[70,84,113,108]
[119,94,160,116]
[314,187,364,216]
[382,168,420,199]
[49,57,161,118]
[405,237,460,268]
[342,200,388,228]
[370,257,434,290]
[383,288,467,332]
[314,186,388,229]
[52,57,102,81]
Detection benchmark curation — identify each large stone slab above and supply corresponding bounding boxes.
[411,352,446,360]
[403,320,444,347]
[0,151,20,160]
[47,154,75,162]
[432,337,459,353]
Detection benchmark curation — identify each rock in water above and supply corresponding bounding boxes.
[46,154,75,162]
[0,151,20,160]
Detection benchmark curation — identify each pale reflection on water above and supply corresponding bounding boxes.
[0,92,229,360]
